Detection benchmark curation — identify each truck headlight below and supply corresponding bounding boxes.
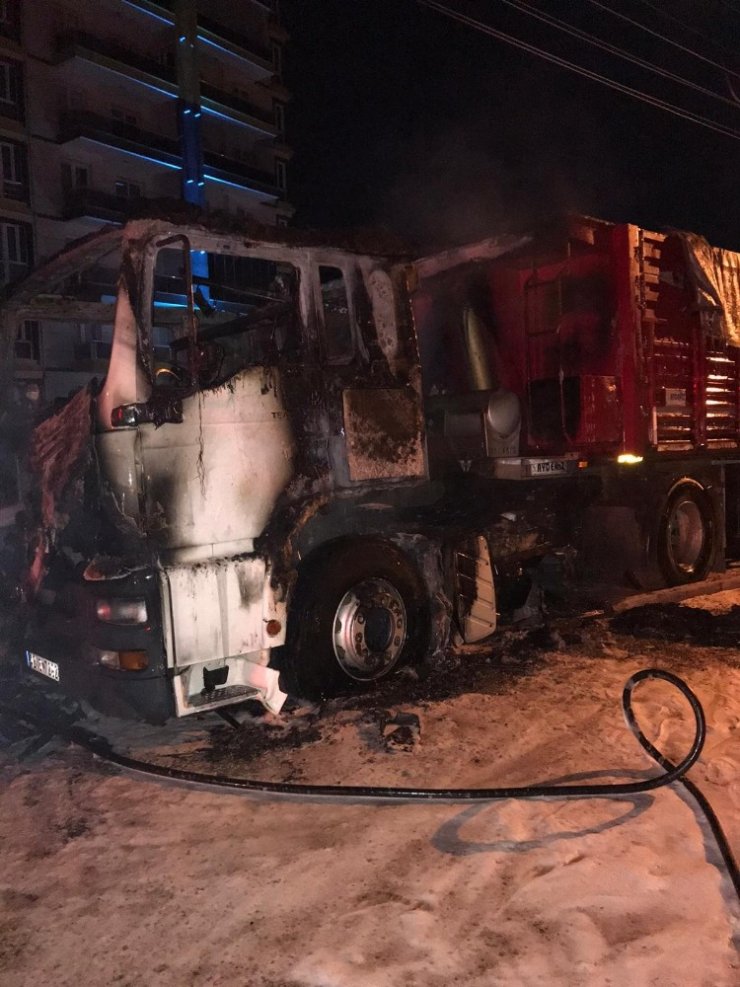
[95,599,148,625]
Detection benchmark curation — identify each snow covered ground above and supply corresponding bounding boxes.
[1,593,739,986]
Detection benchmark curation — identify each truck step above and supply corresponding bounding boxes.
[188,685,261,710]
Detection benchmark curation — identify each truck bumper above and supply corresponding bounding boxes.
[160,556,288,716]
[22,566,174,723]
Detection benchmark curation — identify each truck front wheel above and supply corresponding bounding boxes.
[656,481,716,585]
[285,541,430,700]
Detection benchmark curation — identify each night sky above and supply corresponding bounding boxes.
[282,0,740,250]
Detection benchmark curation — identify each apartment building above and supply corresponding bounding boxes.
[0,0,291,525]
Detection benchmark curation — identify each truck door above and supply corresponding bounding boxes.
[135,235,300,559]
[314,260,426,484]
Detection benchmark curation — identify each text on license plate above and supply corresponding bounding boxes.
[527,459,569,477]
[26,652,60,682]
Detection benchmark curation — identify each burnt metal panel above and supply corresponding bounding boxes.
[342,387,425,482]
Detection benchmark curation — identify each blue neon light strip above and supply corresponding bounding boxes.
[81,138,181,170]
[201,104,274,135]
[197,33,267,67]
[121,0,173,25]
[77,55,177,99]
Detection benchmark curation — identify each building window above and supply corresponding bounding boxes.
[0,139,26,200]
[275,159,287,193]
[231,85,252,104]
[52,2,80,34]
[0,219,31,285]
[61,161,89,191]
[114,179,141,199]
[271,42,283,78]
[111,106,138,133]
[0,58,23,121]
[74,323,113,362]
[274,102,285,136]
[15,320,40,362]
[0,1,21,43]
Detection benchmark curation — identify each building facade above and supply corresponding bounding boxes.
[0,0,291,526]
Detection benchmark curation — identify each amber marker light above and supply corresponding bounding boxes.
[118,650,149,671]
[617,453,644,465]
[95,649,149,671]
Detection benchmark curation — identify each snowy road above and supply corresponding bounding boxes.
[1,594,739,986]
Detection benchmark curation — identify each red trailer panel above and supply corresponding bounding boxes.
[414,216,740,465]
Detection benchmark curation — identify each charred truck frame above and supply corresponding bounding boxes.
[8,214,740,720]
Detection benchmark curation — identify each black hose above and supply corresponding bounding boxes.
[5,668,740,903]
[71,668,704,800]
[623,669,740,902]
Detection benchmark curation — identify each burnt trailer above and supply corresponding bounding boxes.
[7,214,740,721]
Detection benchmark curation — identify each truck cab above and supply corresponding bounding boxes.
[14,218,431,720]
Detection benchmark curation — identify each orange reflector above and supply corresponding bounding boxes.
[265,619,282,637]
[578,460,589,469]
[118,650,149,671]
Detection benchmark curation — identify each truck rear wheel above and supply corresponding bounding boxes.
[657,482,716,585]
[285,540,430,701]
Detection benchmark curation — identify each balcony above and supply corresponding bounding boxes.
[197,12,272,71]
[59,111,181,170]
[59,113,278,198]
[63,187,154,224]
[56,30,178,98]
[56,31,275,135]
[202,149,279,198]
[123,0,274,73]
[200,81,275,135]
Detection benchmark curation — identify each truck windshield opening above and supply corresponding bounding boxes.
[151,246,301,388]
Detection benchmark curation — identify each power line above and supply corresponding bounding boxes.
[499,0,740,111]
[633,0,738,63]
[582,0,740,80]
[415,0,740,141]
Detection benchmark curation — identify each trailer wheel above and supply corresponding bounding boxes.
[657,482,716,585]
[285,541,430,700]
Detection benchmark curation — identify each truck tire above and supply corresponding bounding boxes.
[656,481,716,585]
[285,540,430,701]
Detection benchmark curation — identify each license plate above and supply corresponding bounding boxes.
[26,652,60,682]
[527,458,569,477]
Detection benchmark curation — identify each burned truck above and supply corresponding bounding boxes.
[8,213,740,720]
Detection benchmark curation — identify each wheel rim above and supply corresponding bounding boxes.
[667,498,706,574]
[332,577,407,681]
